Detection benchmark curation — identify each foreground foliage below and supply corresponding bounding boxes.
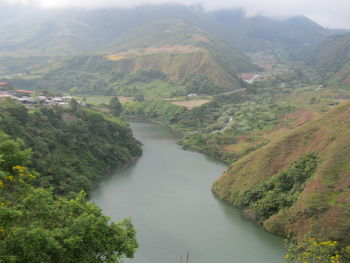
[0,132,138,263]
[284,238,350,263]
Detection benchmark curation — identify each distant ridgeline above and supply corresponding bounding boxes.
[309,33,350,89]
[0,99,142,197]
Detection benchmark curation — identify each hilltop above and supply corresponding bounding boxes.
[213,101,350,245]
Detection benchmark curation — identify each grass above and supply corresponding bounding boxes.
[125,81,180,97]
[277,87,350,112]
[171,99,210,109]
[73,95,114,105]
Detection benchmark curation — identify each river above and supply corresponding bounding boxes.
[91,121,285,263]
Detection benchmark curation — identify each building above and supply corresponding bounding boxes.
[187,94,197,99]
[15,90,33,97]
[240,73,260,84]
[0,82,12,90]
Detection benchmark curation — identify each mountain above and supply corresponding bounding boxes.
[0,4,334,94]
[212,102,350,245]
[2,8,257,93]
[200,11,330,57]
[102,18,256,89]
[6,19,256,93]
[0,4,331,56]
[309,33,350,87]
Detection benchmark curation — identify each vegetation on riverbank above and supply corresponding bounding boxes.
[123,86,294,163]
[0,99,142,197]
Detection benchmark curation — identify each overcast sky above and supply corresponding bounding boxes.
[4,0,350,29]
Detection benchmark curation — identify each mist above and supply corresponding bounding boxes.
[3,0,350,29]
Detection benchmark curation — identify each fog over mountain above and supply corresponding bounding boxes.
[3,0,350,29]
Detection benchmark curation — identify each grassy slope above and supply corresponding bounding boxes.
[310,34,350,71]
[103,19,255,90]
[4,18,256,93]
[310,34,350,87]
[107,52,242,90]
[213,101,350,244]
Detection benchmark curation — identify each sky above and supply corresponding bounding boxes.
[4,0,350,29]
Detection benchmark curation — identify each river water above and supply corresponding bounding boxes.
[91,121,285,263]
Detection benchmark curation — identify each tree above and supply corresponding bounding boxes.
[0,189,138,263]
[134,95,145,102]
[0,133,138,263]
[110,97,123,117]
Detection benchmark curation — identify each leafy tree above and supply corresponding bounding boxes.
[110,97,123,117]
[182,74,224,95]
[134,94,145,102]
[0,133,138,263]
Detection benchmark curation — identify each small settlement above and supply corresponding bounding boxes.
[0,82,72,107]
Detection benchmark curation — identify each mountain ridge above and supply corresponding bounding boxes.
[0,4,332,56]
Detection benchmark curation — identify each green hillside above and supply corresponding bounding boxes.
[310,34,350,71]
[309,34,350,87]
[102,19,255,90]
[6,18,257,94]
[0,4,335,95]
[212,101,350,245]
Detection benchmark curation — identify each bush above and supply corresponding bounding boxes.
[233,153,319,221]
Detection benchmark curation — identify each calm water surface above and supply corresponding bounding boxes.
[91,121,285,263]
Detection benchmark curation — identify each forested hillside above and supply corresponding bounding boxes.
[0,99,142,196]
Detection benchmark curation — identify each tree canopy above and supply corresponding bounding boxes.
[0,132,138,263]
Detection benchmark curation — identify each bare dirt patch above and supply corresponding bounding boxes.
[118,96,133,103]
[106,45,204,61]
[191,34,211,44]
[283,109,319,127]
[171,100,209,109]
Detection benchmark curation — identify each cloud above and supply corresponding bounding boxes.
[3,0,350,28]
[5,0,42,6]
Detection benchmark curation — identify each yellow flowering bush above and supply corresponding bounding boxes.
[284,238,346,263]
[0,165,37,194]
[12,165,36,179]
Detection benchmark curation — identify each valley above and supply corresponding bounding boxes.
[2,3,350,263]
